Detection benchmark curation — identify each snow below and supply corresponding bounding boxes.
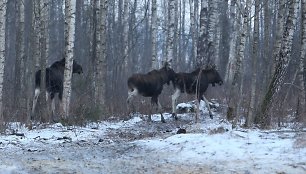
[0,102,305,174]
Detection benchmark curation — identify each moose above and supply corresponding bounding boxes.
[127,62,176,123]
[171,65,223,120]
[32,58,83,119]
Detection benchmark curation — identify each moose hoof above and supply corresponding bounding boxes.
[161,118,166,123]
[209,113,213,119]
[177,128,186,134]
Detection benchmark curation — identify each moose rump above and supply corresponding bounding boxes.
[171,66,223,120]
[32,58,83,120]
[127,62,175,123]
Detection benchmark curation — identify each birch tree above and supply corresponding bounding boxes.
[225,0,237,83]
[0,0,7,122]
[95,0,108,109]
[151,0,157,69]
[299,0,306,120]
[31,0,48,121]
[196,0,208,67]
[207,0,218,65]
[227,0,249,122]
[189,0,196,66]
[123,0,129,68]
[39,0,49,122]
[247,0,259,127]
[258,0,300,128]
[167,0,175,63]
[62,0,76,119]
[14,0,25,115]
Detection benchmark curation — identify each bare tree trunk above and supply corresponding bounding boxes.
[207,0,217,65]
[123,0,129,68]
[227,0,249,123]
[258,0,300,128]
[62,0,76,119]
[32,0,48,122]
[0,0,7,122]
[39,0,49,122]
[94,0,101,103]
[25,1,34,123]
[300,0,306,121]
[167,0,175,63]
[151,0,158,69]
[225,0,237,83]
[196,0,208,67]
[247,0,260,127]
[189,0,196,66]
[15,0,25,117]
[95,0,108,110]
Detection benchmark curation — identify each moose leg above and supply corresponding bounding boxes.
[157,100,165,123]
[51,98,56,121]
[151,96,165,123]
[127,89,138,113]
[171,89,180,120]
[202,95,213,119]
[31,88,41,119]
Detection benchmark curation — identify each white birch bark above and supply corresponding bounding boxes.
[94,0,101,105]
[40,0,49,121]
[271,0,286,76]
[167,0,175,63]
[151,0,158,69]
[225,0,237,83]
[299,0,306,117]
[62,0,76,119]
[207,0,217,65]
[247,0,259,127]
[123,0,129,68]
[232,1,249,123]
[15,0,25,110]
[95,0,108,107]
[189,0,196,66]
[259,0,300,128]
[0,0,7,121]
[196,0,208,67]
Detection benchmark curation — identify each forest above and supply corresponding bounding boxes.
[0,0,305,129]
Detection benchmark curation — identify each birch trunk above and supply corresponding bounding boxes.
[15,0,25,114]
[0,0,7,122]
[151,0,157,69]
[207,0,217,65]
[247,0,259,127]
[258,0,300,128]
[225,0,237,83]
[167,0,175,63]
[123,0,129,68]
[227,0,249,123]
[233,1,249,121]
[95,0,108,108]
[196,0,208,67]
[94,0,101,105]
[40,0,49,122]
[262,0,272,88]
[32,0,48,121]
[300,0,306,119]
[189,0,196,66]
[62,0,76,119]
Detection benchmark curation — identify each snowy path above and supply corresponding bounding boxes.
[0,112,306,174]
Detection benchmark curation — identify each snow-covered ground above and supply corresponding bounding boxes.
[0,101,305,174]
